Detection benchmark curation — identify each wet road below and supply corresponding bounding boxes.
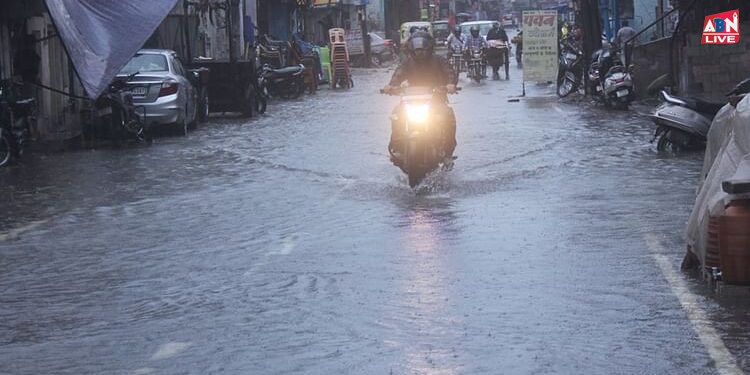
[2,56,750,374]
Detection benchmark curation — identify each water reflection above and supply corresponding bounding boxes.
[393,197,463,374]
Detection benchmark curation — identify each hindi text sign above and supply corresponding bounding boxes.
[522,10,558,83]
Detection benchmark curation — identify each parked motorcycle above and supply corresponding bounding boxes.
[257,64,306,100]
[557,41,584,97]
[94,72,151,145]
[0,80,35,167]
[466,46,486,83]
[382,86,460,188]
[649,90,725,151]
[587,47,634,109]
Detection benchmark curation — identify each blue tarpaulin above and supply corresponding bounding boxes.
[45,0,179,99]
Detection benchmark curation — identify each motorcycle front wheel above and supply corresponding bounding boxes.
[557,70,576,97]
[0,132,12,167]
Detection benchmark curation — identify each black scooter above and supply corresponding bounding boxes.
[257,64,306,100]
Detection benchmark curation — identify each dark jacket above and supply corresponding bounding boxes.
[486,27,509,42]
[388,55,457,86]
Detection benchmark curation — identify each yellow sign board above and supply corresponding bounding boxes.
[312,0,339,6]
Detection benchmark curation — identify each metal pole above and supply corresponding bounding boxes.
[183,0,192,62]
[227,0,236,62]
[361,4,371,67]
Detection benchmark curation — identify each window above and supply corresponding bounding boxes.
[120,54,168,74]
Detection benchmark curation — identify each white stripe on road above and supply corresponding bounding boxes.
[645,233,744,375]
[0,219,48,242]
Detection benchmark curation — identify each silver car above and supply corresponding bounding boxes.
[118,49,198,135]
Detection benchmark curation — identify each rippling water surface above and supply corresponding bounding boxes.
[1,64,749,374]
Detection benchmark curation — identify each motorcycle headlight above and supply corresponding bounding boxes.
[405,103,430,124]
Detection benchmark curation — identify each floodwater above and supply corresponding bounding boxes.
[1,53,749,374]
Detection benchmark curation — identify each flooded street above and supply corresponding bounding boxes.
[1,62,749,374]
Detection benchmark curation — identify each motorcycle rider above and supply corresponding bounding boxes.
[486,22,510,80]
[382,31,458,166]
[446,27,464,55]
[464,25,488,78]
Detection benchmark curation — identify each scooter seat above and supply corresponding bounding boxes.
[661,91,725,116]
[266,65,304,76]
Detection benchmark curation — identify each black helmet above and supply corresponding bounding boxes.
[470,26,480,37]
[407,31,435,61]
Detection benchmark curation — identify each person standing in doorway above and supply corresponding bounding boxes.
[614,20,637,66]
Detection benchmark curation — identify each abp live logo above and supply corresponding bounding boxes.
[702,9,740,44]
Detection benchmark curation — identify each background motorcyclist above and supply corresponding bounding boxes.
[464,26,488,78]
[486,22,510,80]
[446,27,464,55]
[382,31,458,166]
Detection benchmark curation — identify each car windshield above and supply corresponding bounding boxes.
[120,54,168,74]
[460,23,495,36]
[433,23,449,31]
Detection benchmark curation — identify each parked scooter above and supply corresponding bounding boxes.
[0,80,35,167]
[587,46,634,109]
[257,64,306,100]
[649,90,725,151]
[381,86,460,188]
[557,41,584,97]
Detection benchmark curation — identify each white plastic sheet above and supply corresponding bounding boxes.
[45,0,178,99]
[686,95,750,266]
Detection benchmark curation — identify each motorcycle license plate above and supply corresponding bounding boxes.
[97,106,113,116]
[616,89,629,98]
[565,53,577,60]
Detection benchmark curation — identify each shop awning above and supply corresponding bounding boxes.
[45,0,179,99]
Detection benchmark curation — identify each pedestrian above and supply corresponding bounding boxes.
[486,22,509,80]
[614,20,637,65]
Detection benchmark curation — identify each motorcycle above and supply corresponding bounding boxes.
[486,39,510,80]
[587,47,634,109]
[650,91,727,151]
[448,43,464,83]
[466,46,486,83]
[0,80,35,167]
[382,86,460,188]
[94,72,151,145]
[257,64,306,100]
[557,41,584,97]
